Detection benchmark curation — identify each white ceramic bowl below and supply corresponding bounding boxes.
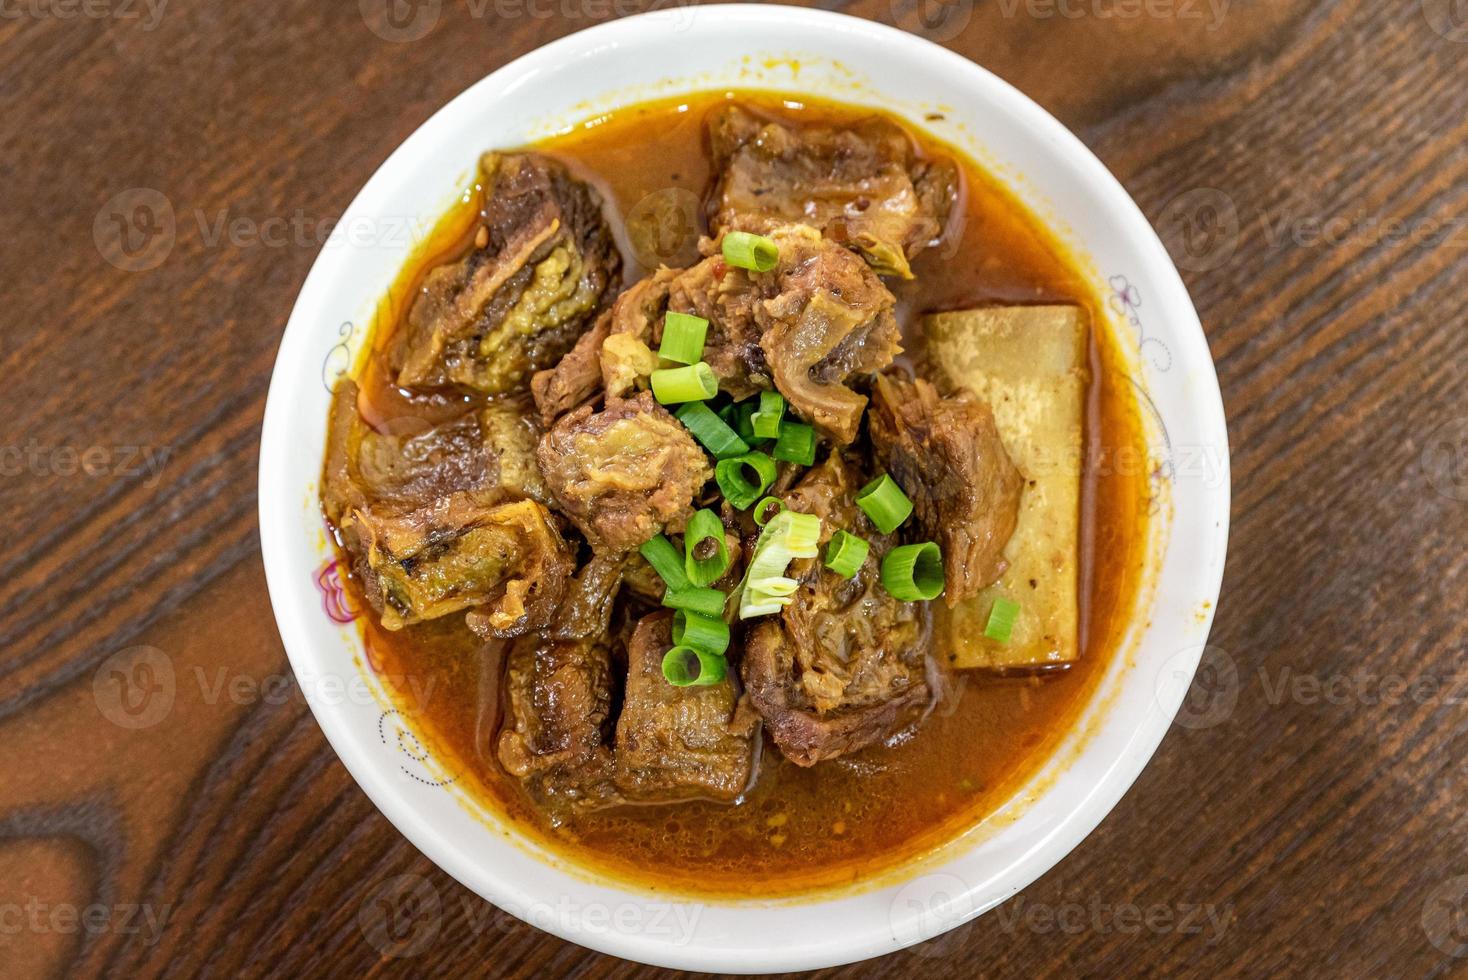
[259,6,1229,971]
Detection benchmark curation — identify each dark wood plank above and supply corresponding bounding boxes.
[1,0,1464,977]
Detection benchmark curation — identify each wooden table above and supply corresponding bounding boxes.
[3,1,1464,976]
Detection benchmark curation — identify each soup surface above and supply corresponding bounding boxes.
[332,91,1150,896]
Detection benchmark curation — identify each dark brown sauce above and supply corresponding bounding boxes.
[342,91,1150,897]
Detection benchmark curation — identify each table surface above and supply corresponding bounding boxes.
[3,1,1465,976]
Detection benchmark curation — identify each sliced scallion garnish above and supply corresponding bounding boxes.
[638,534,691,592]
[753,496,785,527]
[751,390,785,440]
[823,530,869,578]
[672,609,730,656]
[676,402,750,459]
[880,541,945,602]
[683,508,731,587]
[662,585,729,619]
[651,361,717,404]
[721,231,778,272]
[738,510,821,619]
[661,645,727,687]
[856,473,914,534]
[658,311,709,364]
[714,451,777,510]
[772,420,816,466]
[984,597,1021,644]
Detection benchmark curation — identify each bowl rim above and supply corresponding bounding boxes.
[259,5,1230,971]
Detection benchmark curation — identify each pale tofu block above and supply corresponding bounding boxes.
[923,306,1087,671]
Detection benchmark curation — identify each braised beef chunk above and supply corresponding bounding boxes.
[709,105,956,278]
[741,456,936,766]
[613,612,760,803]
[393,152,620,395]
[666,254,771,400]
[869,374,1024,603]
[477,399,554,504]
[348,494,573,632]
[753,224,901,443]
[496,553,625,822]
[324,381,494,523]
[536,392,713,553]
[531,308,611,424]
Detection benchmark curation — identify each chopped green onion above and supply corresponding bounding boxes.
[683,508,731,587]
[856,473,914,534]
[661,645,728,687]
[658,312,708,364]
[880,542,945,602]
[652,362,717,404]
[733,400,760,444]
[772,420,816,466]
[672,609,730,656]
[638,534,690,592]
[824,530,870,578]
[714,451,777,510]
[984,597,1021,644]
[753,496,785,527]
[663,586,728,619]
[721,231,779,272]
[676,402,750,459]
[738,510,821,619]
[752,390,785,440]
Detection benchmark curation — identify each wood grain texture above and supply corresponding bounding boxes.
[1,0,1464,976]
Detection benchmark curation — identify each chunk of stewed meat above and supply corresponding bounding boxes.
[530,308,612,423]
[869,374,1023,603]
[709,105,956,278]
[740,455,936,765]
[346,493,573,633]
[752,224,902,444]
[536,392,712,553]
[613,612,760,803]
[393,152,619,395]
